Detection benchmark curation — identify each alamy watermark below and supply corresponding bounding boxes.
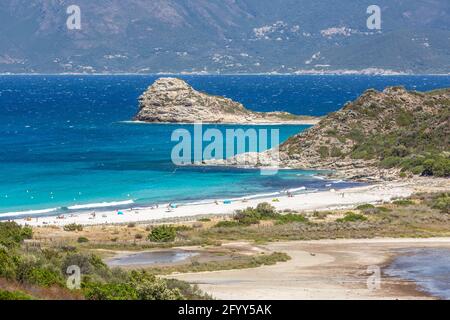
[66,265,81,290]
[171,124,280,175]
[66,5,81,30]
[367,5,382,30]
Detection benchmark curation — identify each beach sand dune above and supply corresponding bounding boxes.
[13,177,449,227]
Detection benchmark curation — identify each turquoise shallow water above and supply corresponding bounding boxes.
[385,249,450,300]
[1,75,449,217]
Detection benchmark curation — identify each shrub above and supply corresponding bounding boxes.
[336,212,368,223]
[330,146,343,158]
[393,199,414,206]
[130,271,184,300]
[83,282,138,300]
[148,225,176,242]
[174,225,192,232]
[233,203,278,225]
[431,193,450,214]
[63,223,83,232]
[318,146,329,158]
[22,267,64,287]
[276,214,308,224]
[77,237,89,243]
[214,221,240,228]
[0,290,32,300]
[135,233,143,240]
[83,271,184,300]
[62,253,94,275]
[0,222,32,248]
[356,204,383,214]
[0,248,18,279]
[255,202,277,218]
[197,218,211,222]
[234,209,260,225]
[356,204,375,210]
[127,223,136,228]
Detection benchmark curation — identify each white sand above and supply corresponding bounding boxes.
[169,238,450,300]
[13,180,416,227]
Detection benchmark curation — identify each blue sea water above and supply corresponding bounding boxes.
[385,248,450,300]
[1,75,450,217]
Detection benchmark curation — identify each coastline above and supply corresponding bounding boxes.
[168,238,450,300]
[12,176,448,227]
[124,119,321,125]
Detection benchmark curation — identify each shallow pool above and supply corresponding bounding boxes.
[106,250,199,267]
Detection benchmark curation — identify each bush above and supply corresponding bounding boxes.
[431,193,450,214]
[255,203,277,218]
[0,222,32,248]
[0,289,32,300]
[63,223,83,232]
[62,253,94,275]
[393,199,414,206]
[148,225,176,242]
[174,225,192,232]
[127,223,136,228]
[336,212,368,223]
[83,271,184,300]
[135,233,143,240]
[318,146,329,158]
[82,282,138,300]
[233,202,278,225]
[356,204,383,214]
[130,271,184,300]
[275,214,308,224]
[214,221,240,228]
[197,218,211,222]
[22,267,64,287]
[0,248,18,279]
[330,147,343,158]
[356,204,375,210]
[77,236,89,243]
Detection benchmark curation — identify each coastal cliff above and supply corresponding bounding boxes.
[134,78,318,124]
[209,87,450,180]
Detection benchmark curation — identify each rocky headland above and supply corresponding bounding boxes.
[134,78,319,124]
[206,87,450,181]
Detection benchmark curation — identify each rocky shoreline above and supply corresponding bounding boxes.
[202,86,450,182]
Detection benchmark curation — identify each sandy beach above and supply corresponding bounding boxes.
[168,238,450,300]
[12,177,449,227]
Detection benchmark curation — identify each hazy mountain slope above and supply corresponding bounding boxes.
[0,0,449,73]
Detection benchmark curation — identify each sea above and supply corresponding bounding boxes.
[385,248,450,299]
[1,74,450,218]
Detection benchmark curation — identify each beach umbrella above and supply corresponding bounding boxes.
[117,211,124,215]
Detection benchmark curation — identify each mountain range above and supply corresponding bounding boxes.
[1,0,449,74]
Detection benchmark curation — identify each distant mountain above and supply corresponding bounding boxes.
[1,0,449,74]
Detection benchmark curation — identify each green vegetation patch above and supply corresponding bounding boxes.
[148,225,177,242]
[0,289,33,300]
[336,212,368,223]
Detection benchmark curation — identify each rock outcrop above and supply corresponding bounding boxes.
[134,78,318,124]
[206,87,450,181]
